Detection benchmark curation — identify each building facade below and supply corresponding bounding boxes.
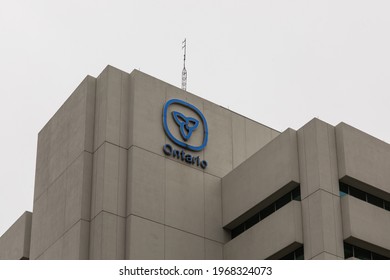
[1,66,389,260]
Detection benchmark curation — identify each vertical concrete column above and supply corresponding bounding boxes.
[89,66,131,259]
[30,76,96,259]
[298,119,344,259]
[124,70,168,257]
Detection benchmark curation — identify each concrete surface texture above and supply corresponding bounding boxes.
[1,66,389,260]
[224,201,303,259]
[341,195,390,257]
[0,211,32,260]
[222,128,299,228]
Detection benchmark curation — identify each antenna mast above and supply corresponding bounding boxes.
[181,38,187,91]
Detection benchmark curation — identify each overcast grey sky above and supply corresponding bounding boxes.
[1,0,390,236]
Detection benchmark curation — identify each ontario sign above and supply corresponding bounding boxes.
[162,99,208,169]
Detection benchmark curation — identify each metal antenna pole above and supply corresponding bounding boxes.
[181,38,187,91]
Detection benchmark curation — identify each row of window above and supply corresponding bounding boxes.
[344,243,388,260]
[231,186,301,239]
[339,182,390,211]
[280,246,304,260]
[280,243,388,260]
[280,244,387,260]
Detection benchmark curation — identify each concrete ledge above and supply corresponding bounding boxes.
[0,211,32,260]
[336,123,390,200]
[341,195,390,257]
[223,201,303,259]
[222,128,299,228]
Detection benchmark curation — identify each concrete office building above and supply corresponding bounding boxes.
[1,66,390,260]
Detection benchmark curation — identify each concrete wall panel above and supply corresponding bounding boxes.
[298,119,344,259]
[34,76,95,201]
[88,67,130,260]
[65,152,92,230]
[205,239,223,260]
[245,118,274,159]
[341,195,390,255]
[91,143,127,219]
[40,235,63,260]
[0,212,32,260]
[204,174,229,243]
[223,201,303,260]
[203,100,233,177]
[271,129,280,139]
[94,66,130,150]
[89,212,125,259]
[63,220,90,259]
[127,147,165,223]
[336,123,390,198]
[301,191,344,259]
[30,192,48,259]
[222,128,299,227]
[298,119,339,199]
[165,159,204,236]
[126,215,164,260]
[165,82,183,101]
[45,172,67,249]
[31,74,96,260]
[30,177,66,260]
[165,227,204,260]
[232,113,246,168]
[39,220,90,260]
[129,71,166,154]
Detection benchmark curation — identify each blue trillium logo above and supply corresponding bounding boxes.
[172,111,199,141]
[162,99,208,152]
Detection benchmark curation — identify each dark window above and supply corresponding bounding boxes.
[349,187,367,201]
[260,203,275,220]
[280,252,295,260]
[231,224,245,239]
[292,187,301,201]
[339,183,348,197]
[339,182,390,212]
[372,252,387,260]
[344,243,353,259]
[231,186,301,239]
[275,192,291,210]
[354,246,371,260]
[384,201,390,211]
[367,194,384,208]
[280,247,304,260]
[295,246,304,260]
[344,242,389,260]
[245,214,259,230]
